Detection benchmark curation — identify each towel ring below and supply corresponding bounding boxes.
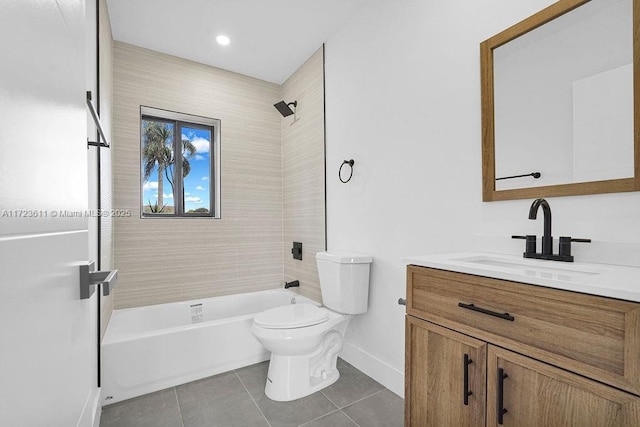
[339,159,355,183]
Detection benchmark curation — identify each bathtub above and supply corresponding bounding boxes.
[102,288,316,405]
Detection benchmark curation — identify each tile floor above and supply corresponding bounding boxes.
[100,358,404,427]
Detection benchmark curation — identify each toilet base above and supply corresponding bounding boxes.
[264,330,343,401]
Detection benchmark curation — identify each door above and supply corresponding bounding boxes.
[405,316,487,427]
[487,345,640,426]
[0,1,99,426]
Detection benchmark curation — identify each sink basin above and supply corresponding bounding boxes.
[452,255,604,277]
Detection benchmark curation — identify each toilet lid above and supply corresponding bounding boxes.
[254,304,329,329]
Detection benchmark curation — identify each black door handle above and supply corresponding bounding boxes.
[497,368,508,425]
[463,353,473,405]
[458,302,515,321]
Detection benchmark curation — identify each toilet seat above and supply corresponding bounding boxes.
[254,304,329,329]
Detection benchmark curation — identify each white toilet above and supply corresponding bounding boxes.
[250,251,372,401]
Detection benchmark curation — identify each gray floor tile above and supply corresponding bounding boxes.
[253,392,338,427]
[176,370,269,427]
[342,389,404,427]
[100,359,403,427]
[300,410,358,427]
[321,359,385,408]
[235,361,338,427]
[234,360,270,397]
[100,388,182,427]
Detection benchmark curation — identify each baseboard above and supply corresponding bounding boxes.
[77,387,101,427]
[91,388,102,427]
[340,342,404,398]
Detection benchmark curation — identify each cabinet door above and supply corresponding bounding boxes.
[487,346,640,427]
[405,316,487,427]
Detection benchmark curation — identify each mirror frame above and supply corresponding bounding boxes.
[481,0,640,201]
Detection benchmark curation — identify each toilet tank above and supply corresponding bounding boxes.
[316,251,372,314]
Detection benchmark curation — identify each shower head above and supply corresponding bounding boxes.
[274,100,297,117]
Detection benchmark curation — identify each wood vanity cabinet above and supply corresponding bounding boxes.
[404,265,640,426]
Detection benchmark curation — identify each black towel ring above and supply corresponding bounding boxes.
[339,159,355,183]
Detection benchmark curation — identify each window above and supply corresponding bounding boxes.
[140,107,221,218]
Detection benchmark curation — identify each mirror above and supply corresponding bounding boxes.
[481,0,639,201]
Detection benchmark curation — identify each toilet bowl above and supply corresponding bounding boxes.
[250,251,372,401]
[250,304,351,401]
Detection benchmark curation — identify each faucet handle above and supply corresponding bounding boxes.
[570,238,591,243]
[513,235,537,255]
[559,236,591,258]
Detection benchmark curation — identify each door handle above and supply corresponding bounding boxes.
[79,261,118,299]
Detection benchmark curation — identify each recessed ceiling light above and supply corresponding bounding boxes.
[216,35,230,46]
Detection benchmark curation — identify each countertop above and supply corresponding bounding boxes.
[406,252,640,303]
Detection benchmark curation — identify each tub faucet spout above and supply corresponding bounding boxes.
[284,280,300,289]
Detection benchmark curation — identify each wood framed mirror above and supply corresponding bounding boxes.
[481,0,639,201]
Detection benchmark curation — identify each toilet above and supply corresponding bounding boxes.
[250,251,372,401]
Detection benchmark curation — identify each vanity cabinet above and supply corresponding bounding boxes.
[404,265,640,426]
[406,316,486,426]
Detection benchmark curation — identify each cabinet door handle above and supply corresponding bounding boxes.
[497,368,508,425]
[463,353,473,405]
[458,302,515,321]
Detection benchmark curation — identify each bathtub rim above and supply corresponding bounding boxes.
[103,288,319,345]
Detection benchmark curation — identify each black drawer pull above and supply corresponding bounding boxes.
[463,353,473,405]
[458,302,515,321]
[497,368,508,424]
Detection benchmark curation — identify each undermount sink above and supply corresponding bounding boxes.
[452,255,605,277]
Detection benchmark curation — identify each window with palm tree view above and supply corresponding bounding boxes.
[141,108,220,217]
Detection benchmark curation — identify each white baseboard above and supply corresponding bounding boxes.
[91,388,102,427]
[340,341,404,398]
[77,387,101,427]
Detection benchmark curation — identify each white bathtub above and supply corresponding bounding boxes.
[102,289,316,405]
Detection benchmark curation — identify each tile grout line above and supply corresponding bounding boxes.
[338,387,387,410]
[339,408,361,427]
[336,389,388,427]
[317,388,389,427]
[297,408,342,427]
[319,389,339,409]
[173,387,186,427]
[234,371,272,427]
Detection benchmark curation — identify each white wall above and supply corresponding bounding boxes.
[325,0,640,397]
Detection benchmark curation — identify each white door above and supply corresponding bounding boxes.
[0,1,99,426]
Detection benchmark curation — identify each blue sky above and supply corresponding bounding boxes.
[142,125,211,213]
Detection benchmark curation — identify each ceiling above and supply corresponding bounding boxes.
[106,0,367,84]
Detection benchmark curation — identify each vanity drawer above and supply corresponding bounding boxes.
[406,265,640,395]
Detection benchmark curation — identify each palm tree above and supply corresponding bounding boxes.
[168,139,197,210]
[142,121,173,211]
[164,139,197,186]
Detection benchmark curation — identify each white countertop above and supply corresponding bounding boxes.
[406,252,640,303]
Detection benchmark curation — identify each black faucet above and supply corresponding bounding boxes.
[529,198,553,255]
[512,198,591,262]
[284,280,300,289]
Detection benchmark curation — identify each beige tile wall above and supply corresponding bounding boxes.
[113,42,284,309]
[282,47,326,303]
[99,0,114,338]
